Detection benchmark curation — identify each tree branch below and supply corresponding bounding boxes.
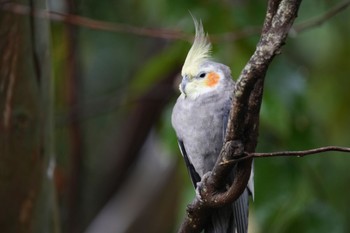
[216,146,350,166]
[178,0,302,232]
[250,146,350,158]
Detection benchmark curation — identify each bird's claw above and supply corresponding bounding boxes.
[195,171,212,202]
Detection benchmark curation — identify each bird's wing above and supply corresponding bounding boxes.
[178,140,201,188]
[247,163,254,200]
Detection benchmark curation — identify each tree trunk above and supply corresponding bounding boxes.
[0,0,54,232]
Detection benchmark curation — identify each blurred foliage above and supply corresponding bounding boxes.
[49,0,350,232]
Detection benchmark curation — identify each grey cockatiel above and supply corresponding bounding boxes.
[171,18,254,233]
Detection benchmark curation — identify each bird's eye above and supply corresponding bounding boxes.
[199,72,206,78]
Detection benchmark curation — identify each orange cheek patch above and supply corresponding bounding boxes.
[206,72,220,87]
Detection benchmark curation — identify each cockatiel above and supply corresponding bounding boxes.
[171,18,254,233]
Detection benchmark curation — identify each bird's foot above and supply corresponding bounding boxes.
[195,171,212,203]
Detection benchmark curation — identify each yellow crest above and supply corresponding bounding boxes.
[182,17,212,77]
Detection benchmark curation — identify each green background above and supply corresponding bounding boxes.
[51,0,350,232]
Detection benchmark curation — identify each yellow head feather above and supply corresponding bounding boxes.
[181,18,212,77]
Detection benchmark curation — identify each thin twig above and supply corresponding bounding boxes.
[220,146,350,166]
[1,1,350,42]
[0,2,190,40]
[250,146,350,158]
[293,0,350,34]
